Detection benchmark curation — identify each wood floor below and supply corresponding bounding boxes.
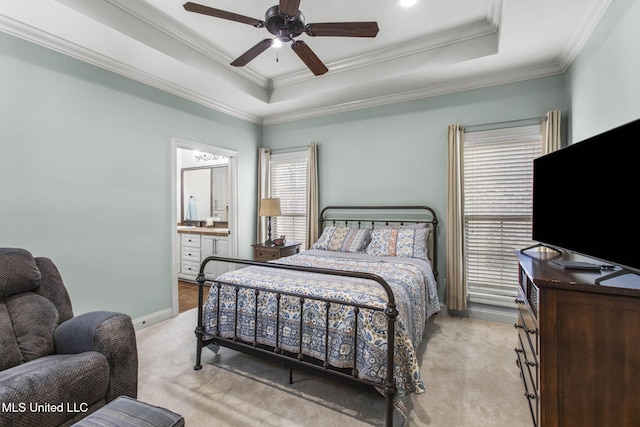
[178,280,210,313]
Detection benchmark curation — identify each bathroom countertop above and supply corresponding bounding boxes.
[176,226,229,236]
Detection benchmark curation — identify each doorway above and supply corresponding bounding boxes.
[170,138,238,316]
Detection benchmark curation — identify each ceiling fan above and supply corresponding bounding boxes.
[183,1,379,76]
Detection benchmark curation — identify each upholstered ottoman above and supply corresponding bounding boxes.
[72,396,184,427]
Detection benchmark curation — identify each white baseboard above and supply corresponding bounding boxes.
[467,303,517,325]
[446,302,517,325]
[132,308,175,330]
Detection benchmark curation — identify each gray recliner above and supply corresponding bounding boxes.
[0,248,138,427]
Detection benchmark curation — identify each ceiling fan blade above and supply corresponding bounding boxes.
[305,22,379,38]
[183,2,264,27]
[279,0,301,18]
[231,39,273,67]
[291,41,328,76]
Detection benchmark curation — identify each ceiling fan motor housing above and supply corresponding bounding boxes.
[265,5,305,42]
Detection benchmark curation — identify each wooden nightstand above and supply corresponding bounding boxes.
[252,242,301,261]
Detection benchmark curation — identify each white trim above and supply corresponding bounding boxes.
[262,63,563,125]
[468,292,518,309]
[270,150,308,162]
[170,137,239,316]
[445,301,517,325]
[464,124,542,144]
[557,0,613,71]
[0,1,572,126]
[466,303,517,325]
[132,308,173,330]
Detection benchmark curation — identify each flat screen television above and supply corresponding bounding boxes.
[532,118,639,275]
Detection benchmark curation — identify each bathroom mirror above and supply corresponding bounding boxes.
[181,165,228,222]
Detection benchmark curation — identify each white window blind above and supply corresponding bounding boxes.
[463,125,541,300]
[269,151,308,249]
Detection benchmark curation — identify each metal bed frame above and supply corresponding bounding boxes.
[193,206,438,426]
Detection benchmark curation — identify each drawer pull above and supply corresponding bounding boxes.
[514,323,536,335]
[515,298,524,304]
[514,347,524,354]
[525,392,536,401]
[525,360,537,367]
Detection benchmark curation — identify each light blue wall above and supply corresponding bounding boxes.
[566,0,640,142]
[3,0,636,320]
[263,76,566,293]
[0,32,261,320]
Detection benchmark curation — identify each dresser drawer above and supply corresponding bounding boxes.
[516,344,539,427]
[255,248,279,261]
[182,234,201,247]
[181,261,200,276]
[182,248,200,262]
[279,246,300,257]
[253,243,301,262]
[517,330,539,391]
[517,288,538,354]
[517,305,538,355]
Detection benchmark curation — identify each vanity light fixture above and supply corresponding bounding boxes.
[194,152,228,162]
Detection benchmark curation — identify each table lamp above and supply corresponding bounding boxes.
[259,198,281,246]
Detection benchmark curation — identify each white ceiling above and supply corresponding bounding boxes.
[0,0,611,124]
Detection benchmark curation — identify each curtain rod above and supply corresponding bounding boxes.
[463,115,546,133]
[268,144,310,154]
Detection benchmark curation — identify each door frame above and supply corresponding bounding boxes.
[170,137,238,315]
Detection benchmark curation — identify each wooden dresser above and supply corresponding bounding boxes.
[515,249,640,427]
[252,242,300,262]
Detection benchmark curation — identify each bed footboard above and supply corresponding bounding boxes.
[193,256,399,427]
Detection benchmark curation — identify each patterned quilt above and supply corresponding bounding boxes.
[202,250,440,416]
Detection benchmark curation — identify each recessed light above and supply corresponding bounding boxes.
[398,0,418,7]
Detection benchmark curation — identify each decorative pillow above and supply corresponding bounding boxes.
[311,227,372,253]
[365,228,429,259]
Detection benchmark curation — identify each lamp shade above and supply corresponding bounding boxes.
[259,198,281,217]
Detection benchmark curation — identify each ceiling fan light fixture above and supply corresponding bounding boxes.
[184,1,379,76]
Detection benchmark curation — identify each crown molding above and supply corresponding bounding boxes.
[1,0,608,127]
[0,10,561,126]
[262,62,563,125]
[0,12,263,124]
[271,19,499,90]
[102,0,270,88]
[557,0,612,71]
[103,0,504,93]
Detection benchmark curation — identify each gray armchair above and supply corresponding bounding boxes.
[0,248,138,427]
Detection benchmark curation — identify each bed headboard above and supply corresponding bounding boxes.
[319,206,439,279]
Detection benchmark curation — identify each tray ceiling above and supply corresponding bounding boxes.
[0,0,611,124]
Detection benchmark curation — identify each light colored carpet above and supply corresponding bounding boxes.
[136,309,531,426]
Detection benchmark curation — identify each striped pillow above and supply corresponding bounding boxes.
[311,227,372,253]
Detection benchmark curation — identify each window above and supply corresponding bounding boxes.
[269,151,308,249]
[463,125,541,304]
